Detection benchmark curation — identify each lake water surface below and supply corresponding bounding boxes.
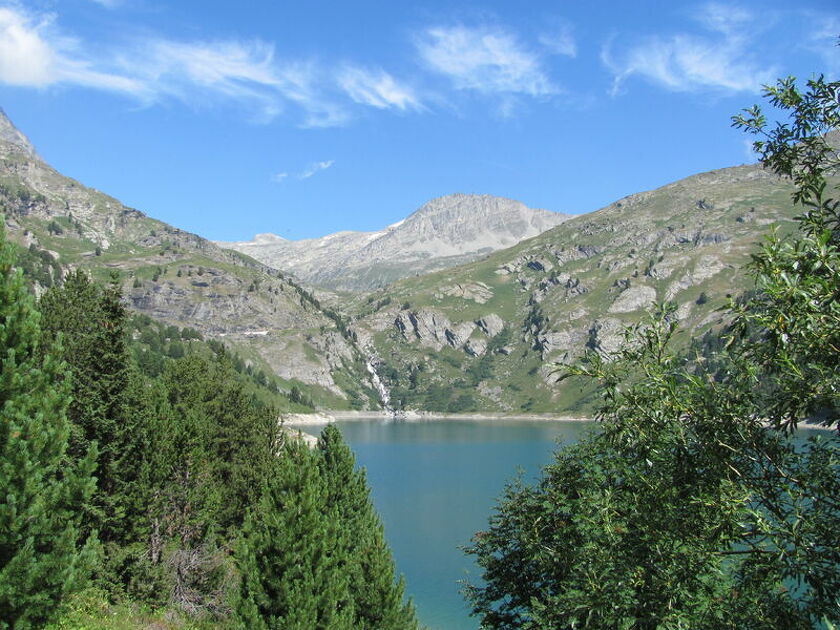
[300,418,594,630]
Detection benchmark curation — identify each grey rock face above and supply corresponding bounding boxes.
[219,194,569,291]
[476,313,505,337]
[0,109,38,159]
[608,285,657,313]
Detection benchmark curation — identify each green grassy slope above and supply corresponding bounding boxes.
[350,163,811,414]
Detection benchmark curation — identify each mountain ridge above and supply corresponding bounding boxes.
[0,108,38,159]
[218,193,569,292]
[346,160,812,414]
[0,108,379,409]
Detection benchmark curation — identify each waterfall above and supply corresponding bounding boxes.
[364,358,394,414]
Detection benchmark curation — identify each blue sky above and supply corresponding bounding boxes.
[0,0,837,241]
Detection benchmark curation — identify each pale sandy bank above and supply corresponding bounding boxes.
[281,410,591,426]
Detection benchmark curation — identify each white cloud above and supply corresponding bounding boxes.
[271,159,334,183]
[338,66,421,110]
[693,3,753,37]
[298,160,334,179]
[0,6,355,126]
[0,8,55,86]
[603,3,777,95]
[416,25,555,96]
[0,7,141,93]
[539,24,577,58]
[124,38,302,117]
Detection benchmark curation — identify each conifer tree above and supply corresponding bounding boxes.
[0,223,96,628]
[158,353,278,535]
[318,424,418,630]
[39,271,136,542]
[236,436,355,630]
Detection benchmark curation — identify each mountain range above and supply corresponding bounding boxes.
[218,194,568,291]
[0,107,810,414]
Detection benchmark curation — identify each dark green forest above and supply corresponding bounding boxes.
[0,231,418,628]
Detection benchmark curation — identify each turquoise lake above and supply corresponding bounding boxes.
[300,418,594,630]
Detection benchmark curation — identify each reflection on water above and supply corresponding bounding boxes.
[300,418,594,630]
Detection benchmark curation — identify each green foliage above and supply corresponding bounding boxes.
[12,243,60,289]
[235,437,355,630]
[467,305,839,628]
[39,271,139,547]
[318,425,418,630]
[30,267,318,617]
[236,427,418,630]
[732,73,840,428]
[465,74,840,628]
[46,588,228,630]
[0,222,97,629]
[289,384,314,408]
[733,74,839,206]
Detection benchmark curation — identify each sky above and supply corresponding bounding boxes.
[0,1,837,241]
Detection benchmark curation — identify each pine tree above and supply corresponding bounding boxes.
[0,223,96,628]
[318,424,418,630]
[39,271,135,542]
[236,436,355,630]
[157,353,278,535]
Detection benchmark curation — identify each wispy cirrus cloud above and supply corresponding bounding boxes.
[338,65,421,110]
[271,159,334,183]
[0,6,415,128]
[121,38,317,121]
[602,2,777,95]
[415,25,556,97]
[538,21,577,58]
[0,6,330,121]
[299,159,334,179]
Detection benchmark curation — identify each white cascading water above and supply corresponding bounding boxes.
[364,358,393,413]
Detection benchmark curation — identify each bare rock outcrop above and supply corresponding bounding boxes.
[476,313,505,337]
[608,285,657,314]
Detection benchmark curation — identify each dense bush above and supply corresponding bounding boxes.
[465,74,840,629]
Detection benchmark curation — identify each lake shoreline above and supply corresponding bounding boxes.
[281,410,836,432]
[282,410,591,426]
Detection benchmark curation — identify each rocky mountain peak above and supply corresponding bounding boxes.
[400,193,564,240]
[0,108,38,158]
[253,232,287,243]
[220,193,569,291]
